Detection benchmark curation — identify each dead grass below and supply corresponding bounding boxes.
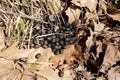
[0,0,61,48]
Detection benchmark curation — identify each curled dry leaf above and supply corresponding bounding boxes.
[71,0,97,12]
[65,4,81,24]
[100,43,120,73]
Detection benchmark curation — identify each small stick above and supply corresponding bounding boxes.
[0,9,41,21]
[36,33,71,38]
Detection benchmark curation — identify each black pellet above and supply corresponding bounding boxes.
[35,53,41,59]
[58,70,64,77]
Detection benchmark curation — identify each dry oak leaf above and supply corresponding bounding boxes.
[0,46,56,80]
[20,47,58,80]
[0,58,14,70]
[0,42,35,59]
[49,45,84,80]
[21,67,49,80]
[49,44,84,68]
[0,56,21,80]
[65,4,81,24]
[100,43,120,73]
[23,64,60,80]
[27,47,54,64]
[0,69,21,80]
[49,45,75,67]
[71,0,97,12]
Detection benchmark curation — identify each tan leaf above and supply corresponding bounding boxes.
[0,58,14,69]
[49,45,75,67]
[108,13,120,21]
[23,64,60,80]
[96,77,106,80]
[21,75,35,80]
[49,45,84,68]
[27,47,54,63]
[108,66,120,80]
[0,68,21,80]
[100,43,120,73]
[0,43,35,59]
[65,4,81,24]
[71,0,97,12]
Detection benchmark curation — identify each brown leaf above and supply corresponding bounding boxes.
[0,43,35,59]
[0,68,21,80]
[107,66,120,80]
[23,64,60,80]
[49,45,84,68]
[71,0,97,12]
[108,13,120,22]
[27,47,54,63]
[65,6,81,24]
[100,43,120,73]
[0,58,14,69]
[49,45,74,66]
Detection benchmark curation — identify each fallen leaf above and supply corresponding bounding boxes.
[0,68,21,80]
[100,43,120,73]
[0,58,14,69]
[65,5,81,24]
[108,13,120,22]
[71,0,97,12]
[49,45,78,67]
[0,42,35,59]
[27,47,54,63]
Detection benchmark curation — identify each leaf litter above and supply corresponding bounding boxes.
[0,0,120,80]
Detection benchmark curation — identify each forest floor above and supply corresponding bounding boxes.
[0,0,120,80]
